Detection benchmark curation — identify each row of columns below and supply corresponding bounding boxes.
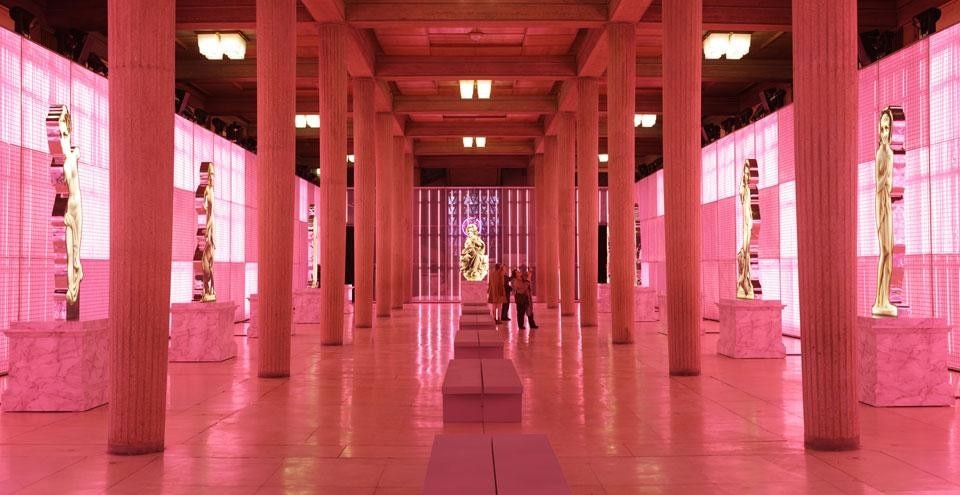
[106,0,859,454]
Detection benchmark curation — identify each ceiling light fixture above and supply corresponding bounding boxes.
[295,114,320,129]
[476,80,492,99]
[459,80,475,99]
[197,32,247,60]
[703,32,750,60]
[634,113,657,128]
[347,154,355,163]
[463,137,474,148]
[475,137,486,148]
[598,153,609,163]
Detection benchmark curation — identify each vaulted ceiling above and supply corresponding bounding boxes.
[3,0,916,184]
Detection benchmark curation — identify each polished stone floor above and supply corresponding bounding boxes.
[1,303,958,494]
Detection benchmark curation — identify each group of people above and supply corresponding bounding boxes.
[487,264,538,329]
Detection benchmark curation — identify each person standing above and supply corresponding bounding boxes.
[487,263,506,322]
[500,268,512,321]
[520,266,538,328]
[513,269,537,329]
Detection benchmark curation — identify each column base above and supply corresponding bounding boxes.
[169,302,237,362]
[717,299,786,359]
[2,319,109,412]
[858,316,953,407]
[804,437,860,451]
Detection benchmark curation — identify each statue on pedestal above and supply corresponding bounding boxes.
[459,222,489,282]
[736,159,761,299]
[307,204,318,288]
[193,162,216,302]
[47,105,82,320]
[872,106,906,317]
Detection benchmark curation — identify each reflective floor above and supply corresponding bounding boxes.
[1,303,959,494]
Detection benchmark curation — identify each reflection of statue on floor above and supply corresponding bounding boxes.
[736,159,761,299]
[872,107,905,317]
[193,162,216,302]
[47,104,83,320]
[459,223,489,282]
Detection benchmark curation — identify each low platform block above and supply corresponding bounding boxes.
[460,313,494,330]
[858,316,953,407]
[423,435,496,495]
[481,359,522,423]
[2,319,109,412]
[717,299,786,359]
[461,303,489,315]
[454,330,504,359]
[170,302,237,362]
[442,359,483,422]
[493,434,572,495]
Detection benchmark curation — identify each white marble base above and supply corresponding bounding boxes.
[597,284,658,321]
[461,280,488,305]
[717,299,786,359]
[293,288,323,323]
[170,302,237,362]
[858,316,953,407]
[2,319,109,411]
[344,285,354,314]
[247,294,259,338]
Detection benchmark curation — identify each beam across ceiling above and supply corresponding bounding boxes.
[376,56,577,81]
[416,155,531,169]
[636,58,793,85]
[343,1,608,28]
[414,141,536,156]
[394,96,557,117]
[405,122,544,138]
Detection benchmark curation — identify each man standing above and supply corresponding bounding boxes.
[513,269,538,329]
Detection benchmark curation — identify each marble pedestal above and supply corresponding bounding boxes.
[597,284,658,321]
[343,285,354,314]
[247,294,259,338]
[169,302,237,362]
[717,299,786,359]
[293,288,322,323]
[858,316,953,407]
[461,280,488,305]
[2,319,109,411]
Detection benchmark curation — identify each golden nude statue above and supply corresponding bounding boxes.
[872,109,898,317]
[46,104,82,320]
[736,159,761,299]
[194,162,216,302]
[459,223,489,281]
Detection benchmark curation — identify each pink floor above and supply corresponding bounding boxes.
[1,303,959,494]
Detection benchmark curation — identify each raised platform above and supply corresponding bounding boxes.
[717,299,786,359]
[169,302,237,362]
[2,319,109,412]
[454,329,504,359]
[461,280,488,305]
[858,316,953,407]
[442,358,521,423]
[597,284,659,321]
[459,312,495,330]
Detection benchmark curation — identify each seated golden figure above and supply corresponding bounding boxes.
[459,223,489,282]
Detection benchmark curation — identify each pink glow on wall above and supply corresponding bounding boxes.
[637,23,960,369]
[0,30,313,372]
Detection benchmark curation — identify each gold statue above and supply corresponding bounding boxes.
[872,108,901,317]
[736,159,761,299]
[459,223,489,281]
[193,162,216,302]
[47,104,83,320]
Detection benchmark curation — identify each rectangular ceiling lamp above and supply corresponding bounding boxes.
[598,153,609,162]
[219,32,247,60]
[197,33,223,60]
[640,114,657,127]
[459,80,475,99]
[476,80,492,99]
[475,136,486,148]
[702,32,729,60]
[463,137,474,147]
[295,114,307,128]
[726,33,751,59]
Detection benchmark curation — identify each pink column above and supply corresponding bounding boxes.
[577,78,600,327]
[391,136,406,310]
[662,2,702,371]
[107,0,174,455]
[353,78,376,327]
[543,136,561,309]
[255,0,296,371]
[607,23,636,344]
[558,112,577,317]
[794,0,860,450]
[404,153,415,302]
[318,23,347,345]
[375,113,394,317]
[532,154,547,299]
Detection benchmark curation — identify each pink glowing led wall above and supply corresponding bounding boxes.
[0,30,315,372]
[638,23,960,369]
